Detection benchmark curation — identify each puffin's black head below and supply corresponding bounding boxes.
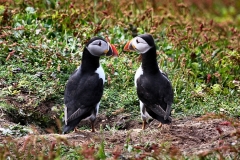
[123,33,155,54]
[86,37,118,57]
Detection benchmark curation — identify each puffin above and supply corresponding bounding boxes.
[63,37,118,134]
[124,33,173,129]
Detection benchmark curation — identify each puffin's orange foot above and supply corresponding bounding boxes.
[91,122,96,132]
[157,123,162,128]
[74,127,80,132]
[91,128,95,132]
[158,123,170,131]
[142,120,147,130]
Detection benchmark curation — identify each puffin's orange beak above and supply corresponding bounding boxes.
[110,44,118,57]
[106,43,118,57]
[124,40,135,51]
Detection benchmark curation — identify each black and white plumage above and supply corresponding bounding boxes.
[124,34,173,129]
[63,37,118,134]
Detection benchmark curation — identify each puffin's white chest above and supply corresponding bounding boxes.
[134,65,143,87]
[95,65,105,84]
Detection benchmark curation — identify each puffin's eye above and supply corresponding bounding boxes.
[136,39,139,43]
[98,41,101,46]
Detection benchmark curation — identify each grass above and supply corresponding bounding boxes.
[0,0,239,159]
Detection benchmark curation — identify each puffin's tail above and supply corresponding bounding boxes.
[146,107,172,124]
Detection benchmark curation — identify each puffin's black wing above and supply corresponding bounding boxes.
[136,73,173,123]
[64,69,104,107]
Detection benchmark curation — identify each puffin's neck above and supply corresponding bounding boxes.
[81,48,100,72]
[141,46,159,74]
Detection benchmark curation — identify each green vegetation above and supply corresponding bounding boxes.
[0,0,239,159]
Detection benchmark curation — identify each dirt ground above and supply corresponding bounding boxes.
[1,112,239,159]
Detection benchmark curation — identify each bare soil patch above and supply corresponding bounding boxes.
[1,113,239,158]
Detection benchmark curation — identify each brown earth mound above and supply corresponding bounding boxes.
[1,113,239,159]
